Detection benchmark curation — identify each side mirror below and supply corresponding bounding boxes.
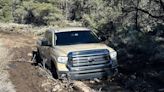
[41,39,51,46]
[99,36,107,42]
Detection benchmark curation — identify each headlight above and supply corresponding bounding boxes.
[57,56,68,64]
[110,51,118,68]
[110,51,117,59]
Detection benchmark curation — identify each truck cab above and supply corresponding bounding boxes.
[37,27,118,80]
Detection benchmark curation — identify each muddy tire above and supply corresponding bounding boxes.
[32,50,42,66]
[50,61,58,79]
[35,49,42,64]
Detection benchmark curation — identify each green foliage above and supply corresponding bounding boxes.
[23,1,63,25]
[23,0,64,25]
[0,0,64,25]
[0,0,163,29]
[0,0,13,22]
[14,6,27,23]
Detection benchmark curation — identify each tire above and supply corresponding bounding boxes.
[35,49,42,64]
[32,49,42,66]
[50,61,58,79]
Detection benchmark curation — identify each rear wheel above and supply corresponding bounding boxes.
[32,49,42,66]
[50,61,58,79]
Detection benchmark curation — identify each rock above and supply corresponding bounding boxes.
[41,82,51,87]
[89,80,95,84]
[158,88,164,92]
[131,75,136,79]
[94,78,101,83]
[27,53,32,57]
[73,81,94,92]
[37,69,48,77]
[52,85,61,92]
[8,64,17,69]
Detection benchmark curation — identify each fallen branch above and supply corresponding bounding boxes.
[73,81,95,92]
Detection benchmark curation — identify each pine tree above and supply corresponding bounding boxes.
[0,0,13,22]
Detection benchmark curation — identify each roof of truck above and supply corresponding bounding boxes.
[49,27,91,33]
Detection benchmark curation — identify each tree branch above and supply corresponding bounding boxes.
[154,0,164,11]
[135,7,164,20]
[159,0,164,11]
[122,7,164,20]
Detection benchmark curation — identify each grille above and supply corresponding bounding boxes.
[67,49,112,71]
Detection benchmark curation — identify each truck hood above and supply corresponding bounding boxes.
[54,43,115,56]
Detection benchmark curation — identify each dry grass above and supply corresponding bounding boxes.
[0,22,82,36]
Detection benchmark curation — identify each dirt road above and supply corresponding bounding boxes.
[0,35,16,92]
[0,32,46,92]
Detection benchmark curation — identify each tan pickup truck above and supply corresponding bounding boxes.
[37,27,118,80]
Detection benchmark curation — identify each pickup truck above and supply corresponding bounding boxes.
[36,27,118,80]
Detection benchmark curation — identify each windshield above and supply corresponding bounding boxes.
[55,31,100,45]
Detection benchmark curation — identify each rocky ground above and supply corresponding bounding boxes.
[0,27,163,92]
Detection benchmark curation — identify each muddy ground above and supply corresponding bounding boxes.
[0,32,45,92]
[0,31,163,92]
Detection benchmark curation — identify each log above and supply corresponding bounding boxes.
[73,81,94,92]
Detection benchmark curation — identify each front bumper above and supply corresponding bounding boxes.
[58,68,118,80]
